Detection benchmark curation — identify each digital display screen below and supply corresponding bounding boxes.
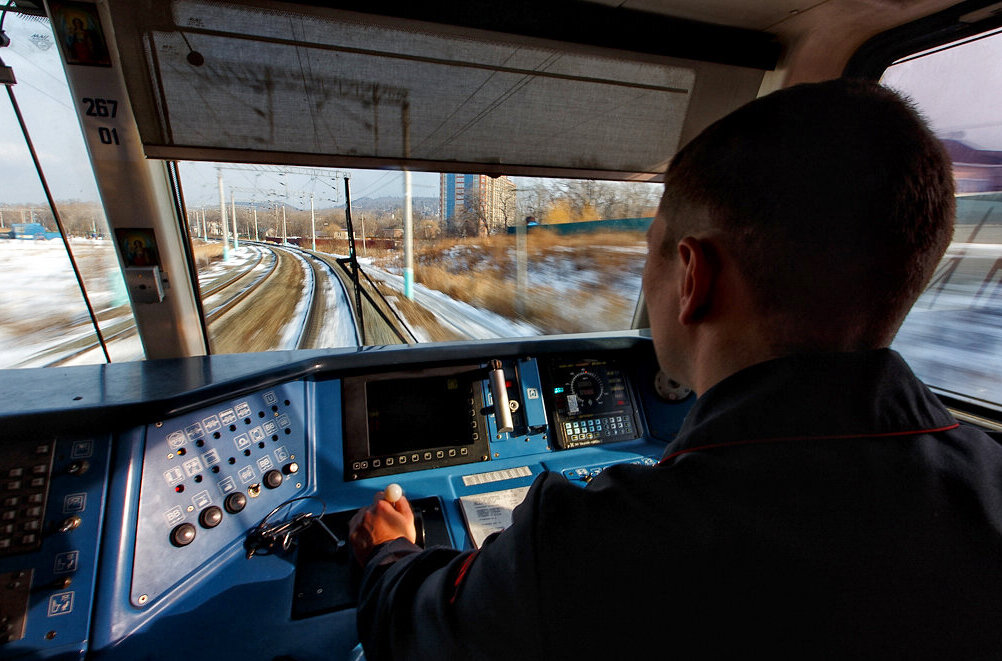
[366,375,474,456]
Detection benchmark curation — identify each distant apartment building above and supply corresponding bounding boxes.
[440,173,517,235]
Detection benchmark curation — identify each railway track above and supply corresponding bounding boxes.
[203,248,279,324]
[33,242,371,366]
[39,245,281,366]
[311,251,416,345]
[294,248,361,349]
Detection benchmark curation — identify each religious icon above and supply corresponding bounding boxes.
[116,229,161,268]
[49,1,112,67]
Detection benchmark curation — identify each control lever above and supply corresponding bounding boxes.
[384,484,425,546]
[488,360,514,433]
[384,483,403,504]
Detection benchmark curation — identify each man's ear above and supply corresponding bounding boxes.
[677,237,718,325]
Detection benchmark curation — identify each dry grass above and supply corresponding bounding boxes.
[370,230,647,334]
[192,240,225,268]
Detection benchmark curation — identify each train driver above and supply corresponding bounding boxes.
[348,79,1002,659]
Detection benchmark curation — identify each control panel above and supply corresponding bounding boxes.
[0,335,690,661]
[131,382,308,606]
[544,356,642,449]
[342,356,646,480]
[0,436,109,660]
[481,358,551,460]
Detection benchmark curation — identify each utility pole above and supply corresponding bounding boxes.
[402,101,414,300]
[201,208,207,240]
[361,215,367,256]
[231,191,239,250]
[310,193,316,251]
[404,172,414,299]
[516,212,529,315]
[218,169,230,261]
[253,207,258,241]
[282,206,287,245]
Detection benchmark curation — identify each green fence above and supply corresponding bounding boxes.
[507,216,654,235]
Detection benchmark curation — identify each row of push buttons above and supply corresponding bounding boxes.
[563,415,632,442]
[0,443,52,556]
[353,447,470,471]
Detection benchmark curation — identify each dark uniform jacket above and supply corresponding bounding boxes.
[357,350,1002,659]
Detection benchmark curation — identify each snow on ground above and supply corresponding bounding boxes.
[61,331,145,367]
[277,251,314,349]
[199,245,258,284]
[894,276,1002,405]
[0,238,140,367]
[316,261,361,348]
[201,247,273,315]
[366,266,541,339]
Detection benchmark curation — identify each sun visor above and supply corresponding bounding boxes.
[107,0,759,179]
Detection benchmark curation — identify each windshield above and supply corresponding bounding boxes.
[883,29,1002,409]
[0,13,144,369]
[177,162,659,353]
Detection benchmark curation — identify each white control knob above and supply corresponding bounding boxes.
[384,483,403,504]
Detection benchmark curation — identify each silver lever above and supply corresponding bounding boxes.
[489,359,514,433]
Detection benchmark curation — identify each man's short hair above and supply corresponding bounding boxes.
[659,78,955,351]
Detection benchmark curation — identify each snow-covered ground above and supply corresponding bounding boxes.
[0,238,140,368]
[314,258,361,348]
[278,250,315,349]
[366,265,541,339]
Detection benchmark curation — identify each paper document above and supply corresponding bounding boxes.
[457,486,531,549]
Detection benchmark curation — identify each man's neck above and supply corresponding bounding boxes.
[688,322,783,397]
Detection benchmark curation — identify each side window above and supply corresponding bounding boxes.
[882,31,1002,407]
[0,13,144,367]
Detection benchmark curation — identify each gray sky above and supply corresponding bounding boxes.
[881,29,1002,151]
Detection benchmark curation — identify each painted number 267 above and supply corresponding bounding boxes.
[82,97,118,118]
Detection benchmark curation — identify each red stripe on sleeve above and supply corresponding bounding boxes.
[449,551,479,605]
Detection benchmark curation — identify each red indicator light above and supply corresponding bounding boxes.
[617,400,625,406]
[505,380,513,388]
[175,484,185,493]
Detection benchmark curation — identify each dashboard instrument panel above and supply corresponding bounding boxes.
[0,334,693,660]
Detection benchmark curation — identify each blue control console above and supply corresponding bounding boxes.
[131,382,309,606]
[0,436,109,660]
[0,335,696,660]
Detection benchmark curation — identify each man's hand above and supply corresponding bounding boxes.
[349,490,418,565]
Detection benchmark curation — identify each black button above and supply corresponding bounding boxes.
[199,506,223,529]
[224,492,247,514]
[170,523,197,547]
[263,470,283,489]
